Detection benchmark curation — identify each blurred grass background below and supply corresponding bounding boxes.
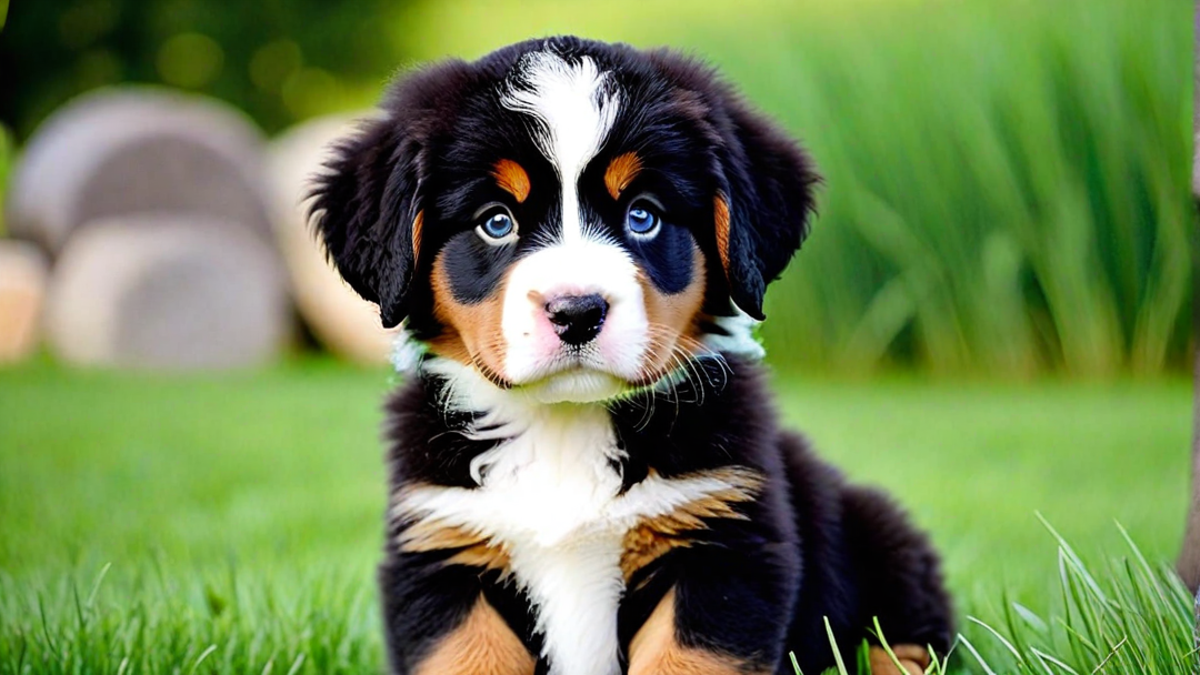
[1,0,1192,376]
[394,0,1194,377]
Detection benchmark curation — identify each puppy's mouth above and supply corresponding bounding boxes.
[498,345,696,404]
[511,350,629,402]
[466,347,623,394]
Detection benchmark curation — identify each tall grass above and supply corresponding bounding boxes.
[0,564,381,675]
[393,0,1193,376]
[953,520,1197,675]
[796,521,1197,675]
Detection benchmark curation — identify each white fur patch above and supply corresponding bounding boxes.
[501,51,619,243]
[395,360,753,675]
[390,324,426,375]
[702,307,766,361]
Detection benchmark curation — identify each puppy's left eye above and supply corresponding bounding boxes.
[626,200,662,238]
[474,204,519,245]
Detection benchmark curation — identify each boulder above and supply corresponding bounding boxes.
[45,216,289,370]
[6,87,274,254]
[267,113,396,365]
[0,240,49,362]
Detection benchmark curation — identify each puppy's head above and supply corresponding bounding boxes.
[310,37,818,403]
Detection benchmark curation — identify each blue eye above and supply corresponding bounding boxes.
[626,202,661,236]
[476,208,517,243]
[484,213,513,237]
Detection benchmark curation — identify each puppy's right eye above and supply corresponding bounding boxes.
[482,213,514,238]
[474,204,519,245]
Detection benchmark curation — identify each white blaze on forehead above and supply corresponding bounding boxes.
[501,51,619,243]
[495,51,656,402]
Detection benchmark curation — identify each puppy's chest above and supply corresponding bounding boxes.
[393,409,763,675]
[401,409,631,545]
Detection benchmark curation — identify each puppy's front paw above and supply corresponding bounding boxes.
[867,644,930,675]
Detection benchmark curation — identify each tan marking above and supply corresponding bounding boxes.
[401,520,485,552]
[620,467,763,580]
[714,194,731,280]
[493,159,531,203]
[604,151,643,200]
[398,519,512,572]
[428,252,511,385]
[412,209,425,261]
[447,541,512,572]
[395,489,513,572]
[628,587,767,675]
[868,645,931,675]
[414,596,535,675]
[635,244,708,383]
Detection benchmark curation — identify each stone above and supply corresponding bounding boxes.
[0,240,49,362]
[267,113,397,365]
[45,216,289,370]
[6,88,274,254]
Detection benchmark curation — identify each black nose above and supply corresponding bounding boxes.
[545,294,608,346]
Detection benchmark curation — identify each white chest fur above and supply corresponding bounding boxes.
[395,402,751,675]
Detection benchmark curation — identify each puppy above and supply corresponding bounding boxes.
[310,36,953,675]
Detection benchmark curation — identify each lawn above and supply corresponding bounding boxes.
[0,359,1192,673]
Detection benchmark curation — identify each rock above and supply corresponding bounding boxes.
[45,216,289,370]
[6,87,274,254]
[267,113,396,365]
[0,240,49,363]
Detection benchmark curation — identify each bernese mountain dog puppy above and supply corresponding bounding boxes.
[310,36,953,675]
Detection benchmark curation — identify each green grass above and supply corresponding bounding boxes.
[387,0,1193,376]
[0,124,11,236]
[809,526,1196,675]
[0,360,1192,673]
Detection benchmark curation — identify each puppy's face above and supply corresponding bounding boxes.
[311,38,818,403]
[426,52,714,402]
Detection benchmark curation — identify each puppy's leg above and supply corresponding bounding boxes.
[379,553,535,675]
[626,547,797,675]
[409,595,534,675]
[842,485,954,675]
[628,588,753,675]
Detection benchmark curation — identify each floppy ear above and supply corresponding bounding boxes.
[308,60,471,328]
[713,103,820,320]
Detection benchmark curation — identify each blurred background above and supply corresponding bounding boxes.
[0,0,1190,375]
[0,0,1194,673]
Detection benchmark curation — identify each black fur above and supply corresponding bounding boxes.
[310,36,952,675]
[309,60,478,327]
